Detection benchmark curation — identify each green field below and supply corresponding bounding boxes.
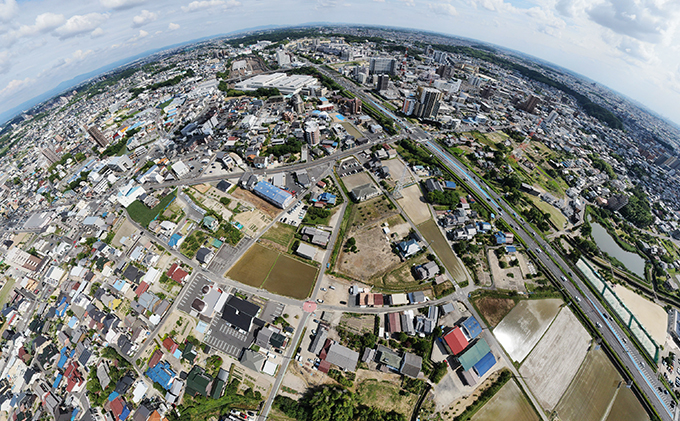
[527,195,567,230]
[604,387,649,421]
[226,243,279,287]
[473,380,539,421]
[356,379,418,418]
[341,122,363,139]
[555,349,622,421]
[262,255,318,299]
[127,189,177,227]
[418,219,466,281]
[261,223,297,248]
[227,243,317,299]
[0,278,16,308]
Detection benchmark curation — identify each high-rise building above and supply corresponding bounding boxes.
[369,58,397,75]
[276,50,291,67]
[344,98,362,115]
[41,148,59,165]
[377,74,389,92]
[304,121,320,146]
[436,65,454,79]
[414,87,442,121]
[87,126,109,148]
[520,96,540,113]
[292,94,304,114]
[546,110,558,125]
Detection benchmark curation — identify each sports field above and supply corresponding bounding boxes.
[397,184,431,224]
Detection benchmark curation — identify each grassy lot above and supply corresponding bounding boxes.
[128,189,177,227]
[356,379,418,419]
[261,223,297,248]
[0,278,16,308]
[527,195,567,229]
[372,254,429,293]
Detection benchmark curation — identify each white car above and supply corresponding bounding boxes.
[317,299,324,303]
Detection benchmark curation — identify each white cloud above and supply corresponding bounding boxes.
[132,10,157,27]
[470,0,515,13]
[616,37,656,63]
[181,0,240,12]
[91,27,105,37]
[0,77,34,98]
[55,13,109,39]
[587,0,680,44]
[100,0,146,10]
[168,22,180,31]
[15,13,65,38]
[138,29,148,38]
[429,2,458,16]
[0,0,18,23]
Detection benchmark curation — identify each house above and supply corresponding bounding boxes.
[442,327,468,355]
[350,183,380,202]
[309,328,328,355]
[400,352,422,378]
[324,343,359,372]
[415,261,439,280]
[461,316,482,340]
[425,178,443,192]
[145,361,175,390]
[386,313,401,333]
[202,216,219,231]
[377,345,402,370]
[397,239,421,259]
[296,243,318,260]
[196,248,214,265]
[185,365,212,397]
[240,349,266,372]
[300,227,331,247]
[166,263,189,283]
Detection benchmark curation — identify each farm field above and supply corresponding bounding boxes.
[262,255,318,299]
[340,122,363,139]
[527,196,567,230]
[261,222,297,248]
[473,296,517,327]
[227,243,279,287]
[397,184,431,225]
[472,379,539,421]
[418,219,467,281]
[555,348,622,421]
[493,299,563,363]
[604,386,649,421]
[519,308,591,410]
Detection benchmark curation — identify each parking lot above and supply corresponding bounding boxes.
[280,201,307,227]
[177,273,211,314]
[204,315,256,358]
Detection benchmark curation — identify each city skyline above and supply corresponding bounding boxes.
[0,0,679,127]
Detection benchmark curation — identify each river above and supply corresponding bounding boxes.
[589,221,646,278]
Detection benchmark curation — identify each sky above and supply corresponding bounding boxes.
[0,0,679,125]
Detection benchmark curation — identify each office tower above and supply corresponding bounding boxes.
[292,94,304,114]
[436,65,454,79]
[546,110,558,125]
[304,121,320,146]
[521,96,540,113]
[345,98,362,115]
[369,57,397,75]
[41,148,59,165]
[87,126,109,148]
[377,74,389,92]
[414,87,442,120]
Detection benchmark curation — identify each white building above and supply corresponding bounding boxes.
[234,73,322,96]
[171,161,190,178]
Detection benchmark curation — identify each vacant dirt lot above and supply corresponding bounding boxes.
[519,308,591,410]
[350,196,399,229]
[474,296,517,327]
[397,184,431,225]
[231,187,282,219]
[487,250,526,292]
[337,222,400,281]
[234,208,271,237]
[112,218,138,248]
[356,378,418,419]
[342,171,374,191]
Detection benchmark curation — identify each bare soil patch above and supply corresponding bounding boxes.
[397,184,431,225]
[473,296,517,327]
[231,187,282,219]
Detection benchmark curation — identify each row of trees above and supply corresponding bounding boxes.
[274,386,406,421]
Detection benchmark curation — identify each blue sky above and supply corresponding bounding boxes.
[0,0,679,124]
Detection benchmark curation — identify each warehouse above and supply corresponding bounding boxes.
[252,181,294,208]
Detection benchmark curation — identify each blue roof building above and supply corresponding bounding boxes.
[472,351,496,376]
[461,316,482,340]
[505,246,517,253]
[119,406,131,421]
[494,231,506,245]
[252,181,294,209]
[397,239,421,259]
[145,361,176,390]
[443,181,457,189]
[53,373,62,389]
[168,233,182,248]
[318,192,337,205]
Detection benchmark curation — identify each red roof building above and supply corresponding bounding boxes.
[148,349,163,368]
[110,397,124,420]
[135,281,149,297]
[442,327,469,355]
[373,294,384,307]
[318,360,331,373]
[387,313,401,333]
[162,337,178,354]
[64,361,84,392]
[166,263,189,284]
